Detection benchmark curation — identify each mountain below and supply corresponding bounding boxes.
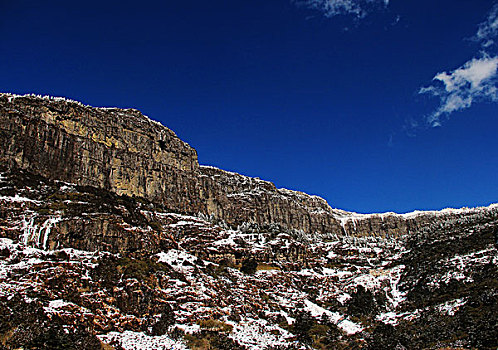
[0,93,496,349]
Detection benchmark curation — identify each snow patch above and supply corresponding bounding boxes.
[157,249,198,273]
[303,299,363,334]
[98,331,187,350]
[228,318,295,349]
[376,310,420,326]
[436,298,466,316]
[0,194,40,204]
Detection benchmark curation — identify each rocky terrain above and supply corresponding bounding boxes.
[0,93,471,238]
[0,93,497,349]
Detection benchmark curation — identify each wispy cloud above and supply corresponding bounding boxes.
[474,4,498,47]
[293,0,389,19]
[420,4,498,127]
[420,55,498,126]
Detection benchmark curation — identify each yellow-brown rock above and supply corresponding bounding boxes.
[1,93,493,238]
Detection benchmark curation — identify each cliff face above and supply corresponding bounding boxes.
[198,166,347,234]
[0,94,202,214]
[0,93,495,238]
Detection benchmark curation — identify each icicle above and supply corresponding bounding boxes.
[21,215,61,249]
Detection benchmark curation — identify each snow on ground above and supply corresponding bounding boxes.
[436,298,467,316]
[428,248,497,288]
[0,239,47,281]
[228,317,297,349]
[385,265,407,309]
[157,249,198,273]
[352,273,384,290]
[303,299,363,334]
[0,237,14,248]
[0,194,41,204]
[1,182,494,349]
[173,323,200,334]
[377,297,468,325]
[168,220,205,228]
[98,331,187,350]
[446,248,498,267]
[43,299,93,315]
[322,267,353,278]
[376,310,420,326]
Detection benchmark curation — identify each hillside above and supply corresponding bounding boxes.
[0,93,496,349]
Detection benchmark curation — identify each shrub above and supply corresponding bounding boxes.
[196,319,233,333]
[240,258,258,275]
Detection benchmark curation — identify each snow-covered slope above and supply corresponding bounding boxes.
[0,166,496,349]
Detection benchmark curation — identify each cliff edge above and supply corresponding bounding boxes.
[1,93,495,237]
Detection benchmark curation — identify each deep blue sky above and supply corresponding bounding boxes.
[1,0,497,213]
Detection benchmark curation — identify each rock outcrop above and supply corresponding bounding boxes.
[0,93,495,238]
[0,94,202,215]
[198,166,347,234]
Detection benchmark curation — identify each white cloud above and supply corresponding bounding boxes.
[475,4,498,47]
[293,0,389,18]
[420,4,498,127]
[420,56,498,126]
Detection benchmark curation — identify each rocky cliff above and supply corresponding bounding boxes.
[0,93,497,350]
[0,93,202,214]
[1,93,494,239]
